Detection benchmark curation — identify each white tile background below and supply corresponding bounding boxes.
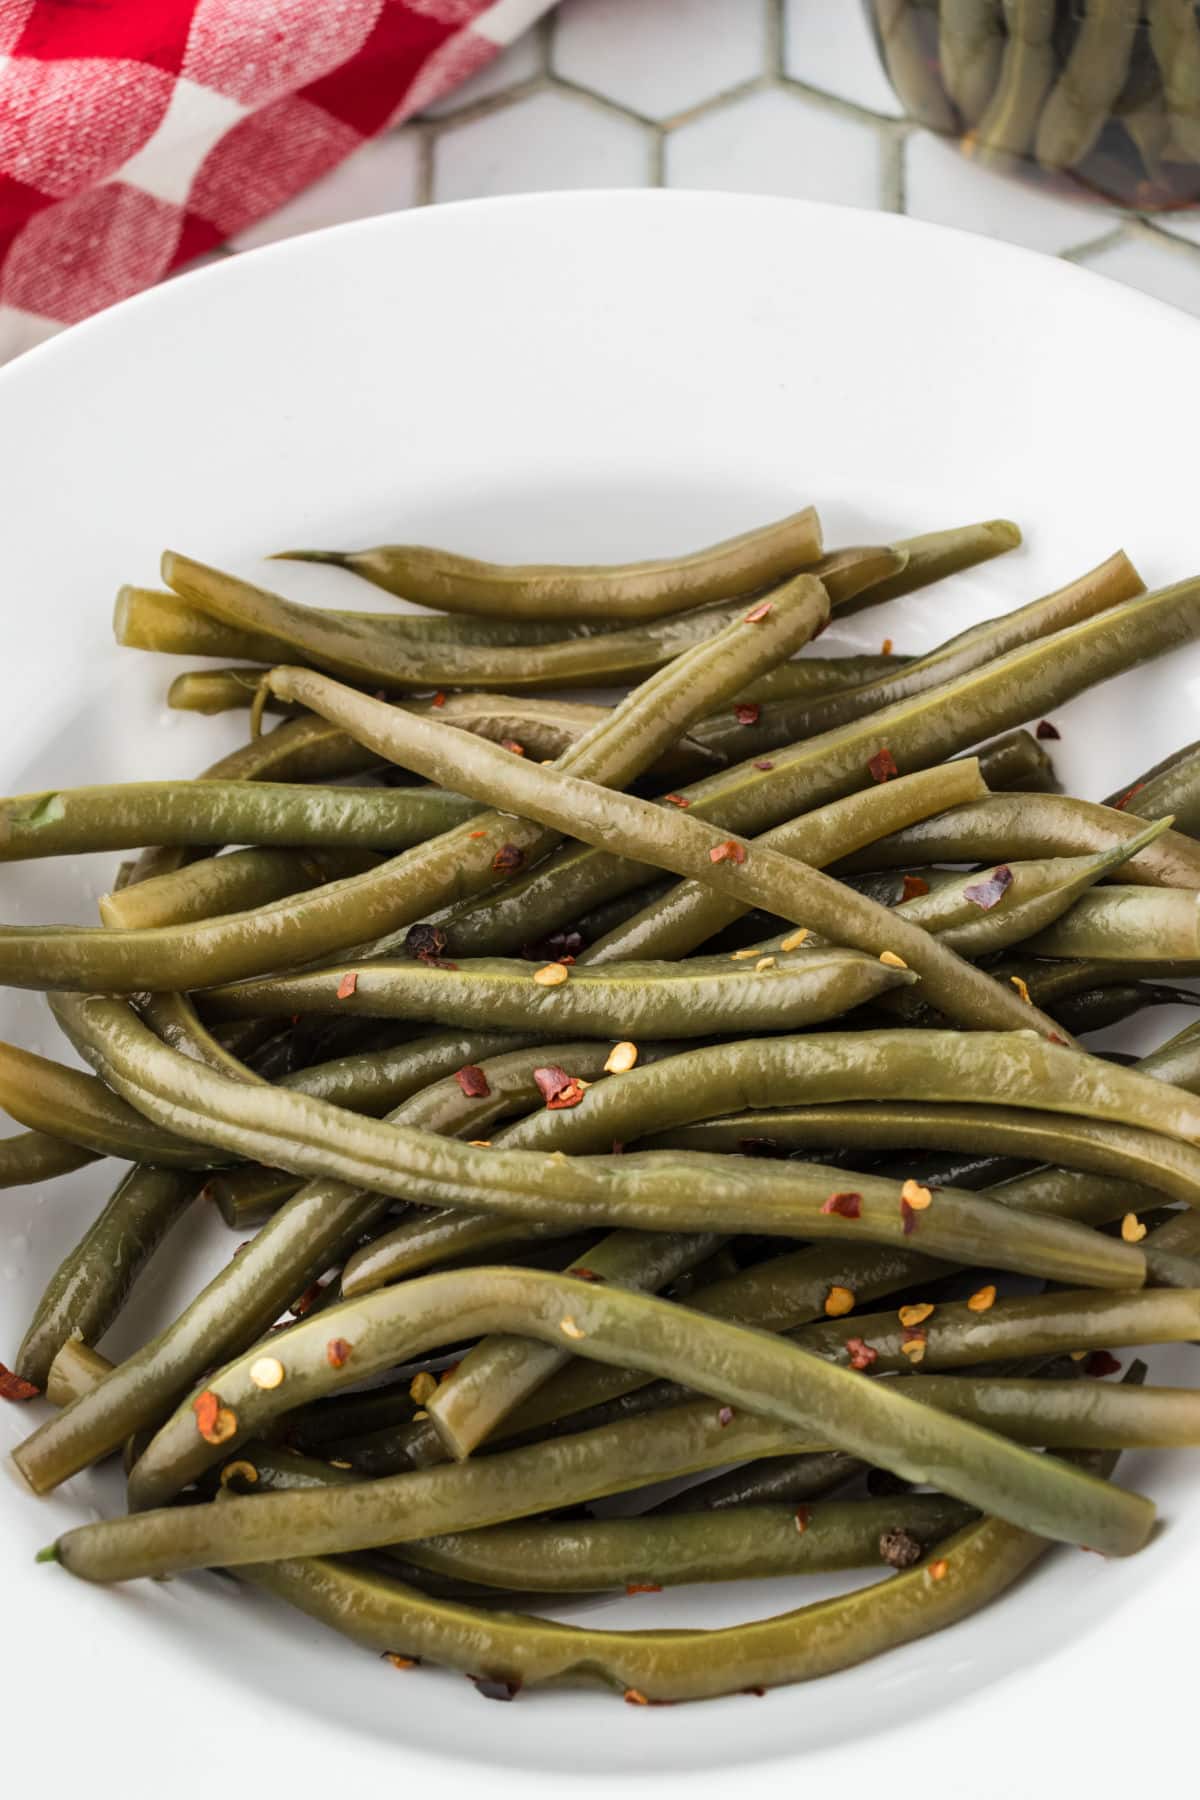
[225,0,1200,317]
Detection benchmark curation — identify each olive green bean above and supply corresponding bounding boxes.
[100,846,378,932]
[113,1266,1154,1551]
[425,575,1200,965]
[835,791,1200,888]
[968,728,1058,793]
[0,1128,97,1189]
[44,1341,115,1409]
[1149,0,1200,163]
[0,780,478,862]
[0,1040,224,1169]
[1036,0,1141,169]
[975,0,1059,160]
[838,519,1022,612]
[1053,984,1200,1036]
[871,0,960,130]
[138,990,266,1084]
[201,942,913,1037]
[1110,740,1200,840]
[4,575,824,993]
[1026,888,1200,962]
[263,668,1067,1039]
[940,0,1005,122]
[657,1451,866,1514]
[738,651,914,704]
[204,1165,302,1230]
[687,550,1144,763]
[15,1168,202,1388]
[1142,1207,1200,1287]
[279,1028,536,1115]
[401,1496,977,1592]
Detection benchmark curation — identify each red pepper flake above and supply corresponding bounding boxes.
[569,1267,604,1283]
[548,1078,588,1110]
[901,873,930,901]
[867,747,898,784]
[845,1336,878,1372]
[500,739,526,757]
[336,971,358,999]
[383,1652,421,1669]
[468,830,487,839]
[471,1675,521,1702]
[626,1582,663,1595]
[928,1559,949,1582]
[824,1285,855,1318]
[743,1686,767,1697]
[743,599,773,623]
[326,1338,353,1370]
[624,1689,650,1706]
[963,864,1013,911]
[709,839,746,865]
[534,1065,575,1104]
[1086,1350,1122,1378]
[900,1199,918,1237]
[734,701,761,727]
[431,692,446,709]
[881,637,894,656]
[0,1362,39,1403]
[193,1390,237,1445]
[717,1405,735,1427]
[290,1281,324,1318]
[1036,719,1060,740]
[753,758,775,771]
[665,792,691,808]
[1114,781,1145,813]
[821,1190,863,1219]
[455,1064,491,1099]
[794,1506,810,1534]
[492,842,524,874]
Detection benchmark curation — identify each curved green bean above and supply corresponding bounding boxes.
[0,1128,97,1189]
[1142,1206,1200,1287]
[974,0,1059,160]
[100,846,378,932]
[1149,0,1200,163]
[657,1451,866,1514]
[940,1,1005,123]
[837,519,1022,612]
[401,1496,977,1591]
[113,1266,1154,1551]
[0,1040,224,1169]
[1025,887,1200,962]
[871,0,960,130]
[1110,739,1200,840]
[1036,0,1140,169]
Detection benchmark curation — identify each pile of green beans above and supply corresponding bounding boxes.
[8,500,1200,1713]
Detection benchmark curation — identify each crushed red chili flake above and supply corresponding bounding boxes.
[1036,719,1060,740]
[1086,1350,1122,1378]
[665,792,691,808]
[326,1338,353,1370]
[0,1362,39,1402]
[626,1583,663,1595]
[709,839,746,865]
[404,923,448,961]
[879,1528,923,1569]
[743,1686,767,1698]
[881,637,894,656]
[1114,781,1146,812]
[753,758,775,770]
[821,1190,863,1219]
[533,1065,575,1104]
[624,1689,650,1706]
[794,1507,810,1534]
[717,1405,735,1427]
[383,1652,421,1669]
[867,747,898,783]
[928,1559,949,1582]
[499,739,526,756]
[734,701,761,726]
[963,864,1013,910]
[455,1064,491,1099]
[846,1337,879,1372]
[492,842,524,874]
[431,692,446,709]
[743,599,773,623]
[336,971,358,999]
[468,830,487,839]
[900,1198,918,1236]
[547,1078,587,1110]
[193,1391,237,1445]
[901,873,930,901]
[569,1267,604,1283]
[290,1281,324,1318]
[471,1676,521,1702]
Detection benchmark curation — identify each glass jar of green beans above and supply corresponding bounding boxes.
[867,2,1200,212]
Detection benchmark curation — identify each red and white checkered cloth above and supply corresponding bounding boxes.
[0,0,551,362]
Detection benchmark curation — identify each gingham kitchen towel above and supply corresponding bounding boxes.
[0,0,551,362]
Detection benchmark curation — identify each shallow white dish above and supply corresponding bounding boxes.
[2,190,1200,1798]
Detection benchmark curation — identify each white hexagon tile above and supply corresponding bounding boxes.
[227,0,1200,319]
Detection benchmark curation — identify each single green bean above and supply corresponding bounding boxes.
[401,1495,977,1591]
[968,728,1058,793]
[1142,1207,1200,1287]
[201,943,913,1037]
[262,667,1067,1038]
[1036,0,1140,169]
[270,506,824,621]
[15,1168,202,1388]
[100,846,378,932]
[8,576,826,992]
[687,550,1145,763]
[0,1128,97,1189]
[114,1266,1154,1552]
[836,519,1022,612]
[974,0,1059,160]
[656,1451,866,1514]
[1110,740,1200,840]
[871,0,960,130]
[835,791,1200,888]
[1025,887,1200,962]
[0,781,478,862]
[44,1341,116,1409]
[1052,984,1200,1035]
[1148,0,1200,163]
[940,0,1006,122]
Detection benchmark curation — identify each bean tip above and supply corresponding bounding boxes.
[34,1542,59,1565]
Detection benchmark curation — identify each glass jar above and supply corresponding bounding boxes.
[866,2,1200,211]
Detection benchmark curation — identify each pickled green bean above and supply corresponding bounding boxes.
[100,846,378,933]
[1149,0,1200,163]
[44,1341,115,1410]
[872,0,960,131]
[1036,0,1140,169]
[975,0,1059,160]
[657,1451,866,1514]
[0,1128,96,1189]
[1110,739,1200,839]
[940,1,1005,123]
[1026,888,1200,962]
[0,1040,224,1169]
